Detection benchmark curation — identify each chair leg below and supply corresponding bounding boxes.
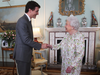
[39,65,44,75]
[45,62,48,71]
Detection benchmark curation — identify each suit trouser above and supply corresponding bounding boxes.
[16,60,31,75]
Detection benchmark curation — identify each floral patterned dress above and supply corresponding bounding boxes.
[52,32,84,75]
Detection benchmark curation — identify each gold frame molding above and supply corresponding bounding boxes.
[0,5,25,9]
[59,0,85,16]
[0,5,25,32]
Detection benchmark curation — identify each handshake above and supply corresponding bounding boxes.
[41,43,52,49]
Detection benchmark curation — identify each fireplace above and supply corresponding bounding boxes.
[82,40,86,65]
[56,40,62,64]
[56,40,87,65]
[46,27,100,69]
[55,39,88,65]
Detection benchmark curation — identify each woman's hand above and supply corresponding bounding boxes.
[66,66,73,73]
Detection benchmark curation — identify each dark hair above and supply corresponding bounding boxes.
[25,1,41,13]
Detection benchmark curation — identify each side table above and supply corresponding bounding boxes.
[2,47,14,66]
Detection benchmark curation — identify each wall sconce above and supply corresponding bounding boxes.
[33,27,42,43]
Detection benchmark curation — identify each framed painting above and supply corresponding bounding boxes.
[2,40,8,47]
[0,5,25,32]
[59,0,85,16]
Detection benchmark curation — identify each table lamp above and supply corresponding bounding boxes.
[33,27,42,43]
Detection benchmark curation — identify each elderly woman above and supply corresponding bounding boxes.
[51,15,84,75]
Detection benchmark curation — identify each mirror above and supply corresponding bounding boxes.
[59,0,85,16]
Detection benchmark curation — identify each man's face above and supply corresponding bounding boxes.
[31,7,39,19]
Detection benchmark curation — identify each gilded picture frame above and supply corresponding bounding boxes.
[0,5,25,32]
[59,0,85,16]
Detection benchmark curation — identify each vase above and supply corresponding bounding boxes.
[8,41,11,48]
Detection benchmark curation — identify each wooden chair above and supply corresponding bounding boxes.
[31,49,48,73]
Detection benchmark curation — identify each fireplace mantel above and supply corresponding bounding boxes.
[45,27,100,32]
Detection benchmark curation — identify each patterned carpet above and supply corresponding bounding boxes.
[0,68,100,75]
[0,69,17,75]
[46,72,100,75]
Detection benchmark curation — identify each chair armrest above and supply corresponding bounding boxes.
[35,52,45,59]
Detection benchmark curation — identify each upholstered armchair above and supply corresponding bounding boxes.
[31,49,48,71]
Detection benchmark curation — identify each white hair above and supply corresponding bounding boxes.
[66,16,80,30]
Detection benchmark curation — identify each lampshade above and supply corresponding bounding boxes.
[33,27,42,38]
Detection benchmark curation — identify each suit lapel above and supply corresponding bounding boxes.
[24,15,33,40]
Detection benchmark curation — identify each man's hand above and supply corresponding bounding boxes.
[47,44,52,49]
[41,44,52,49]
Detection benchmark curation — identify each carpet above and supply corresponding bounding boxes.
[0,69,47,75]
[0,68,100,75]
[0,69,17,75]
[45,73,100,75]
[31,70,47,75]
[45,72,100,75]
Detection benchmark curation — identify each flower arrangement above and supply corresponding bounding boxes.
[0,30,16,47]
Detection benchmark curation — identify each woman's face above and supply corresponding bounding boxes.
[65,21,73,32]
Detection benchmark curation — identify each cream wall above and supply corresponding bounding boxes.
[0,0,100,62]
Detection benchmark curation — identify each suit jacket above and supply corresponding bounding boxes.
[13,14,41,63]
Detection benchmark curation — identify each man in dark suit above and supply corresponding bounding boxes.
[13,1,51,75]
